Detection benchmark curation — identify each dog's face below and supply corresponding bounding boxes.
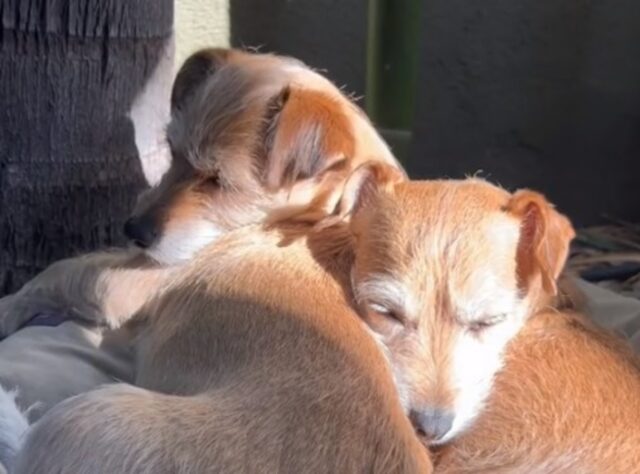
[126,49,399,264]
[342,164,574,445]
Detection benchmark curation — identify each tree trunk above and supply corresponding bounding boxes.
[0,0,174,295]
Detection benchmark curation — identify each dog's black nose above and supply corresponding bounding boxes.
[410,408,454,442]
[123,216,157,249]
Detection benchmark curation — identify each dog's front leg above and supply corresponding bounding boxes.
[0,250,173,337]
[0,290,70,337]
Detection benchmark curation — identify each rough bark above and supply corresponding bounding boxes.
[0,0,173,295]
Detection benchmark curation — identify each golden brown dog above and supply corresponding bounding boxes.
[125,47,400,266]
[344,176,575,444]
[338,168,640,471]
[13,163,432,474]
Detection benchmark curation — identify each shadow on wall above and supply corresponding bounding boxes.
[409,0,640,226]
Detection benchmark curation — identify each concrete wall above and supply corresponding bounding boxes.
[410,0,640,225]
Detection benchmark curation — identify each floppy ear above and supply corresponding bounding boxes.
[337,161,405,220]
[506,190,575,295]
[171,48,231,112]
[264,86,357,189]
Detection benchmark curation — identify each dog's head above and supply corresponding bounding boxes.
[339,163,575,445]
[125,48,399,264]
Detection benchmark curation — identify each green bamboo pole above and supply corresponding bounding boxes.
[366,0,422,162]
[365,0,382,120]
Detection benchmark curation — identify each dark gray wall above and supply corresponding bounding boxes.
[229,0,368,98]
[409,0,640,226]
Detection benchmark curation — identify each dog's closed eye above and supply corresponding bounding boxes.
[466,313,507,334]
[368,303,405,324]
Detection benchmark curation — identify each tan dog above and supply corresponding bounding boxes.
[338,170,640,471]
[344,176,575,444]
[13,164,432,474]
[123,47,399,266]
[0,49,400,471]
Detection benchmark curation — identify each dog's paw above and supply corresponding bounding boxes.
[0,294,20,338]
[0,291,60,338]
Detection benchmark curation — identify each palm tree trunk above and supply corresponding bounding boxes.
[0,0,174,295]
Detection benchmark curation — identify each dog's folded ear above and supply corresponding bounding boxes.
[506,190,576,295]
[264,86,357,190]
[337,161,405,220]
[171,48,232,112]
[296,161,403,230]
[260,86,382,224]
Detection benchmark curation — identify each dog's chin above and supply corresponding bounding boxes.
[143,222,224,266]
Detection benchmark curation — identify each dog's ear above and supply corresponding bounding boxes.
[506,190,575,295]
[171,48,232,112]
[264,86,357,189]
[291,160,403,230]
[337,161,405,221]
